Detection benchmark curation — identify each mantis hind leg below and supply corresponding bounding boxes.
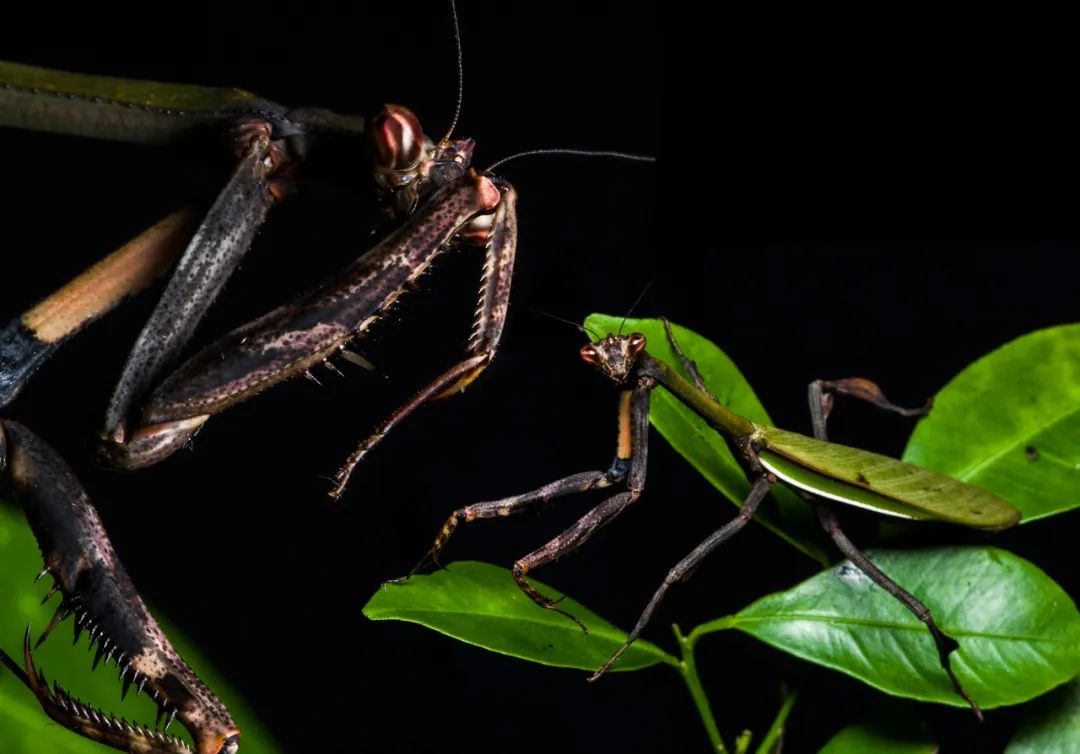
[807,376,981,718]
[816,504,982,720]
[808,377,930,441]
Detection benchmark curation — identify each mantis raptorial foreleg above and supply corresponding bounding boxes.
[0,420,240,754]
[509,378,650,623]
[101,173,505,470]
[411,471,612,575]
[408,375,652,631]
[406,381,651,574]
[329,188,519,498]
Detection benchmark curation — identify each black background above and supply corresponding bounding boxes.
[2,4,1078,753]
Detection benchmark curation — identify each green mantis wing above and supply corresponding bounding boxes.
[756,426,1020,531]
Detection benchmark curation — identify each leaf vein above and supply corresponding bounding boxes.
[951,405,1080,482]
[732,612,1077,644]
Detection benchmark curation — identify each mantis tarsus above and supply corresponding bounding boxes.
[409,317,1019,718]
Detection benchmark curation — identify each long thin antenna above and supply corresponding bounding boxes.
[530,308,602,340]
[485,149,655,175]
[618,281,653,335]
[440,0,465,144]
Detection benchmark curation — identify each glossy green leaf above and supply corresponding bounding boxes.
[817,701,937,753]
[363,560,672,671]
[904,324,1080,522]
[0,500,283,754]
[696,547,1080,709]
[1007,677,1080,753]
[585,315,829,564]
[819,722,937,754]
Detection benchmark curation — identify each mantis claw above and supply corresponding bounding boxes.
[1,420,240,754]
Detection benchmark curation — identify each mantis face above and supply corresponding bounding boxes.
[368,103,475,217]
[579,332,647,384]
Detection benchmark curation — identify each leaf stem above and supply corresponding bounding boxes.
[674,623,727,754]
[754,689,796,754]
[689,614,736,643]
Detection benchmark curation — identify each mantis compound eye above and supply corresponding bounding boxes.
[580,345,600,364]
[369,104,424,172]
[627,333,647,354]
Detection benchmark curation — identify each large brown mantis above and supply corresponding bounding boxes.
[0,3,654,481]
[0,7,656,751]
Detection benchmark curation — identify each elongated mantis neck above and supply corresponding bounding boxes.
[640,353,756,438]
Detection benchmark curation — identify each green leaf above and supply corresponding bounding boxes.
[1007,677,1080,753]
[819,722,937,754]
[903,323,1080,522]
[584,315,830,564]
[696,547,1080,709]
[363,561,673,671]
[0,500,283,754]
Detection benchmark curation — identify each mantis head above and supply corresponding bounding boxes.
[367,104,475,217]
[580,333,647,384]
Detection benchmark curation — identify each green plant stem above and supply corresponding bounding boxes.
[674,623,727,754]
[690,615,736,642]
[755,690,797,754]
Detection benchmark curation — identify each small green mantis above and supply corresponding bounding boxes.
[409,317,1020,718]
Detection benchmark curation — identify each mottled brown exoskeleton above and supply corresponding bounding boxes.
[0,4,654,751]
[0,420,240,754]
